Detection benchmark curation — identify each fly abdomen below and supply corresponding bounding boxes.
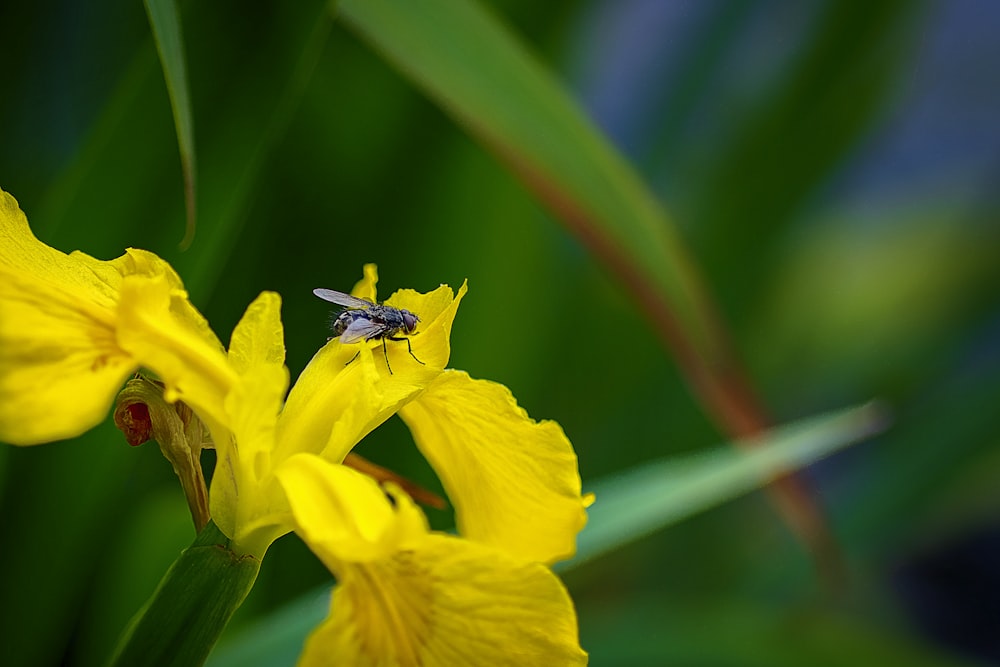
[331,310,370,338]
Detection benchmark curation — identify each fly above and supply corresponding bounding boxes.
[313,288,424,374]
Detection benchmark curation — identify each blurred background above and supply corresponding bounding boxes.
[1,0,999,664]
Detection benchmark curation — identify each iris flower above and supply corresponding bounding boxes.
[0,188,589,665]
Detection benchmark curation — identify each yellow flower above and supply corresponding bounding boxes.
[0,188,232,446]
[195,269,589,663]
[0,187,590,664]
[166,282,588,664]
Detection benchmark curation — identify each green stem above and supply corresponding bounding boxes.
[107,521,260,667]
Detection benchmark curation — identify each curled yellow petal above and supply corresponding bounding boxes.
[116,273,233,429]
[1,189,119,304]
[400,370,588,564]
[278,453,427,563]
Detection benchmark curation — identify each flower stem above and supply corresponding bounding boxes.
[106,521,260,667]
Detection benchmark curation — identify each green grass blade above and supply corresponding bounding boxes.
[565,402,888,569]
[143,0,197,248]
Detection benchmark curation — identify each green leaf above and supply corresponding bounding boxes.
[143,0,197,248]
[207,402,886,666]
[566,401,887,569]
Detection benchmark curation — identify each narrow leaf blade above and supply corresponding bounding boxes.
[566,402,888,569]
[143,0,197,247]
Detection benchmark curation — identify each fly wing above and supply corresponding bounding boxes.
[313,288,373,309]
[338,317,384,343]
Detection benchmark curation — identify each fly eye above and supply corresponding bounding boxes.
[402,311,419,333]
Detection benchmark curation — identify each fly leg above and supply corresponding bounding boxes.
[389,336,425,366]
[382,338,393,375]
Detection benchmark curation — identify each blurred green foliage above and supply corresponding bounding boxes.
[1,0,998,665]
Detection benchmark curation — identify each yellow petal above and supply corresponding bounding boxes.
[277,453,427,564]
[386,280,467,370]
[0,190,131,444]
[399,370,588,564]
[227,291,286,377]
[116,247,225,360]
[275,341,430,465]
[224,292,289,482]
[210,292,291,551]
[350,263,380,302]
[298,534,587,667]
